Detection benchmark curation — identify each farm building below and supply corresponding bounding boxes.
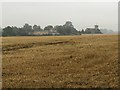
[84,25,102,34]
[32,29,60,36]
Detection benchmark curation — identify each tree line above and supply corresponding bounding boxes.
[2,21,81,36]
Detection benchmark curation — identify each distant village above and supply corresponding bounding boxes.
[1,21,111,36]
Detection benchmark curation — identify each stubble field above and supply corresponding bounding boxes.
[2,35,119,88]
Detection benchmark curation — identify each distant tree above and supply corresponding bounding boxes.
[44,25,53,31]
[100,29,114,34]
[22,23,33,35]
[0,27,2,36]
[2,26,16,36]
[54,25,64,35]
[64,21,73,28]
[11,26,20,35]
[55,21,81,35]
[17,28,26,36]
[2,21,81,36]
[62,21,80,35]
[33,25,43,31]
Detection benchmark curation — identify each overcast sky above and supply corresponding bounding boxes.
[2,2,118,31]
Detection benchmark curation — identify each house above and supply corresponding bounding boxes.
[84,25,102,34]
[32,31,49,35]
[32,29,60,36]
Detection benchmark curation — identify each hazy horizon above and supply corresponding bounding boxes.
[2,2,118,31]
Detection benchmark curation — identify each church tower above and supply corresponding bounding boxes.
[95,25,99,30]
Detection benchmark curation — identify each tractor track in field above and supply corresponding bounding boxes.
[2,41,71,53]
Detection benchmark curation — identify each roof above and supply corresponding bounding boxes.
[86,28,95,30]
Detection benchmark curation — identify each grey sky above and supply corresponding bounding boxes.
[2,2,118,31]
[0,3,2,27]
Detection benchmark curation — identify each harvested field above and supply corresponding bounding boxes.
[2,35,119,88]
